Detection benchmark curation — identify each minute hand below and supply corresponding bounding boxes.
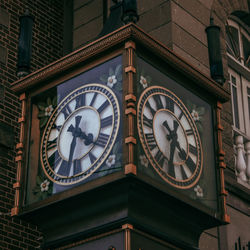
[175,140,187,160]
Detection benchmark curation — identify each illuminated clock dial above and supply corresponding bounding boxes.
[137,86,203,189]
[40,84,120,185]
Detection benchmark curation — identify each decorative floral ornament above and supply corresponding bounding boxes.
[40,179,50,192]
[194,185,203,198]
[100,64,122,91]
[37,96,57,128]
[44,104,54,116]
[191,109,200,121]
[106,154,116,167]
[140,75,148,89]
[107,75,117,88]
[140,154,149,168]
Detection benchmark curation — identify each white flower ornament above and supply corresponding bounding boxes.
[191,109,200,121]
[106,154,116,167]
[40,179,50,192]
[194,185,203,198]
[107,75,117,88]
[140,75,148,89]
[45,105,54,116]
[140,155,149,168]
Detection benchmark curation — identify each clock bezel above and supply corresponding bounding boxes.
[40,83,120,185]
[138,86,203,189]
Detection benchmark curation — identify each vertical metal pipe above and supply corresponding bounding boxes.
[122,0,139,24]
[206,18,225,85]
[17,10,34,77]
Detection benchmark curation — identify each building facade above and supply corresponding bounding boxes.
[0,0,249,249]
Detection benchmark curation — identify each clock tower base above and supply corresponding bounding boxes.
[19,175,223,249]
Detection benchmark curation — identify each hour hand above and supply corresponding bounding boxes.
[176,141,187,160]
[162,120,171,133]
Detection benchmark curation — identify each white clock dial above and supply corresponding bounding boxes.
[40,84,120,185]
[138,86,203,189]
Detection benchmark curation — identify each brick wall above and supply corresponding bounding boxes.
[0,0,63,249]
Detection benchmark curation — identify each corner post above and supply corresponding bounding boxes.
[124,41,137,175]
[11,93,26,216]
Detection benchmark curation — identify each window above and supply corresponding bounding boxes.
[226,19,250,68]
[227,17,250,188]
[228,68,250,136]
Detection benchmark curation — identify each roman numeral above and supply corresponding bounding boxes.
[145,133,157,150]
[57,160,70,176]
[47,137,57,150]
[165,97,174,112]
[75,93,86,109]
[178,111,184,120]
[145,101,156,117]
[48,150,62,169]
[185,156,196,173]
[168,162,176,178]
[143,115,153,128]
[155,149,166,166]
[180,165,188,180]
[52,124,62,131]
[101,115,113,128]
[153,95,163,109]
[97,100,110,113]
[90,93,98,106]
[62,104,72,119]
[95,133,109,148]
[89,151,97,164]
[73,159,82,175]
[189,144,198,156]
[186,129,193,136]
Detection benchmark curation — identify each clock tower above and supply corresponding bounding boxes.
[11,23,230,249]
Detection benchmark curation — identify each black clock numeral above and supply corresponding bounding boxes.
[57,159,70,176]
[52,124,62,131]
[90,92,98,107]
[185,156,196,173]
[165,97,174,113]
[75,93,86,109]
[180,165,188,180]
[178,111,184,120]
[48,150,61,168]
[155,149,166,166]
[73,159,82,175]
[153,95,163,109]
[189,144,198,156]
[143,115,153,128]
[186,129,193,136]
[95,133,109,148]
[101,115,113,128]
[168,162,176,178]
[89,151,97,164]
[154,150,167,171]
[145,133,157,150]
[47,137,57,150]
[62,104,72,119]
[145,101,156,117]
[97,100,110,113]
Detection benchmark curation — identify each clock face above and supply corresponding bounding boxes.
[40,84,120,185]
[138,86,203,189]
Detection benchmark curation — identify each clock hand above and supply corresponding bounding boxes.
[175,140,187,160]
[79,131,93,145]
[163,119,180,141]
[169,139,176,165]
[68,116,82,168]
[173,120,179,133]
[67,119,94,145]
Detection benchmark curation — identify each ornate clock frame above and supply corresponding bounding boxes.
[11,23,230,249]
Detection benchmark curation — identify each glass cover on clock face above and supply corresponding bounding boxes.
[26,56,123,205]
[137,57,218,212]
